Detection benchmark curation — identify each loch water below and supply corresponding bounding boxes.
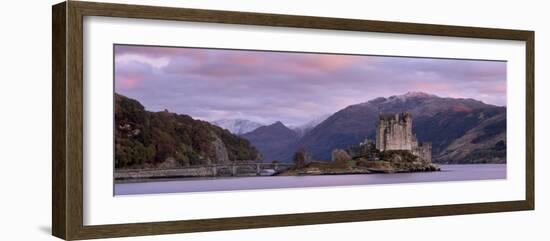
[114,164,506,195]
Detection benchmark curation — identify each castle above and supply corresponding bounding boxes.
[375,112,432,162]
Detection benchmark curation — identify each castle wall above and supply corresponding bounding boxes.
[412,142,432,162]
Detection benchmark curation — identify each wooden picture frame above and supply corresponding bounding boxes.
[52,1,534,240]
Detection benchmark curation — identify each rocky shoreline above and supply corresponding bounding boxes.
[276,159,440,176]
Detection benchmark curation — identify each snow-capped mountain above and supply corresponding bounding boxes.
[212,119,264,135]
[290,114,331,137]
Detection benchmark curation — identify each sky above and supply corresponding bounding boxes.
[114,45,506,127]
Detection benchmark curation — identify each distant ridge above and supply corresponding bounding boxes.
[240,92,506,164]
[242,121,300,162]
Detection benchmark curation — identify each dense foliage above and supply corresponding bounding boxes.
[115,94,259,169]
[378,150,419,163]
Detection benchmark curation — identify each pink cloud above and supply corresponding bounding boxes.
[413,81,452,92]
[114,61,151,91]
[116,45,203,57]
[224,54,266,66]
[221,51,363,71]
[163,49,365,79]
[271,54,364,75]
[292,55,362,71]
[471,62,507,78]
[484,82,507,94]
[201,66,244,78]
[116,75,143,90]
[114,45,509,126]
[117,77,139,90]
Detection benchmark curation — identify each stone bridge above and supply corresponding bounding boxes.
[210,162,294,176]
[115,162,295,180]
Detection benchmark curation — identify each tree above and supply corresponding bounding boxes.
[331,149,351,163]
[293,147,310,168]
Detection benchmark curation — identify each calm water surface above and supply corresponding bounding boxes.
[114,164,506,195]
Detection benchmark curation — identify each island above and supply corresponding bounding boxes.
[278,112,440,176]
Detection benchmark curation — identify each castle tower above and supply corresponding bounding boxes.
[375,112,414,151]
[375,112,432,162]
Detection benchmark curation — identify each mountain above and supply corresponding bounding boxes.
[114,94,260,169]
[276,92,506,163]
[212,119,264,135]
[115,92,506,166]
[241,121,300,162]
[290,114,331,137]
[436,110,506,164]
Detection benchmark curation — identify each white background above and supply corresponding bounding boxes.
[0,0,547,240]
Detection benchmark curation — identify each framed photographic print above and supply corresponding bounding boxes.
[52,1,534,240]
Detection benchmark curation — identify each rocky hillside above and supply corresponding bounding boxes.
[436,110,506,163]
[266,92,506,164]
[115,94,260,169]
